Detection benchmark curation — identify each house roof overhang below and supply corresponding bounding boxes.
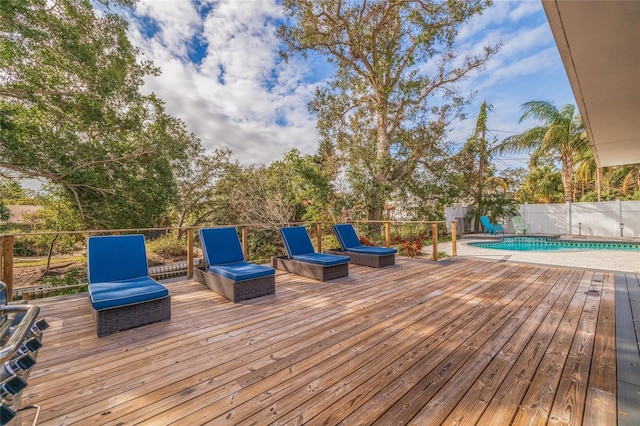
[541,0,640,167]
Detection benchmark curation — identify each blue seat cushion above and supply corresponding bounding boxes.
[280,226,315,256]
[88,235,150,283]
[332,224,362,250]
[292,253,350,266]
[199,227,245,266]
[348,246,397,255]
[208,261,275,281]
[89,277,169,311]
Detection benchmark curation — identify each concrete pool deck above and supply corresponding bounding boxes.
[433,234,640,273]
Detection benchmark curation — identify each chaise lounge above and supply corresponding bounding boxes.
[193,227,276,302]
[480,215,504,235]
[511,216,529,234]
[87,234,171,337]
[328,223,397,268]
[273,226,350,281]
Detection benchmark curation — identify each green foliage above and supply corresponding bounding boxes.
[465,192,519,230]
[146,233,187,258]
[574,147,640,202]
[8,190,85,256]
[281,0,499,221]
[40,268,86,288]
[1,0,200,229]
[0,202,9,229]
[13,232,80,257]
[0,178,40,205]
[171,147,238,231]
[516,165,564,204]
[197,149,337,229]
[494,101,588,203]
[246,229,282,263]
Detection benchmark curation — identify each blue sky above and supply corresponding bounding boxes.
[126,0,577,171]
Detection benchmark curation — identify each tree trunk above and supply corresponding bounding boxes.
[371,106,391,221]
[596,167,601,202]
[41,234,59,279]
[376,101,390,161]
[562,155,574,202]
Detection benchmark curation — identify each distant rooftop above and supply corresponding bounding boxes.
[5,205,42,225]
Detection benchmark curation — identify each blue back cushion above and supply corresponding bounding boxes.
[333,224,362,250]
[199,227,245,266]
[88,235,149,283]
[280,226,315,257]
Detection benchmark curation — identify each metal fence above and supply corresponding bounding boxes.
[446,201,640,238]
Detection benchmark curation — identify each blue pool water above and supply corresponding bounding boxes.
[469,236,640,252]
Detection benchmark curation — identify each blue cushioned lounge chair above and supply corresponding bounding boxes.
[273,226,350,281]
[87,234,171,337]
[330,223,397,268]
[193,227,275,302]
[480,215,504,235]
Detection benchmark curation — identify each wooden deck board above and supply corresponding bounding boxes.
[616,273,640,426]
[19,258,623,425]
[584,273,617,425]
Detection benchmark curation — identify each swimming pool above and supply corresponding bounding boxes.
[469,236,640,252]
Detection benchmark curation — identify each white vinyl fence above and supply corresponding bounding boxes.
[445,201,640,238]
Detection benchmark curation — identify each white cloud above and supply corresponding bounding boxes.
[135,0,201,58]
[127,0,320,166]
[444,0,576,170]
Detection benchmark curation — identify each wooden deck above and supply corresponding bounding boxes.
[21,257,622,425]
[616,273,640,426]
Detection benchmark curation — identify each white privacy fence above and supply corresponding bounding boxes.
[445,201,640,238]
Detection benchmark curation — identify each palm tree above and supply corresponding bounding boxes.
[518,165,564,204]
[610,164,640,198]
[494,101,589,202]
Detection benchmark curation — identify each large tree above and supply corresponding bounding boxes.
[0,0,198,228]
[494,101,588,203]
[280,0,499,220]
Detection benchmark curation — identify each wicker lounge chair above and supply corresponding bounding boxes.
[87,234,171,337]
[480,215,504,235]
[193,227,275,302]
[511,216,529,234]
[327,223,397,268]
[273,226,350,281]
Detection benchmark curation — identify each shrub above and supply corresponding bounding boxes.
[146,233,187,258]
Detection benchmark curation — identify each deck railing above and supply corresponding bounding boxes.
[0,220,457,301]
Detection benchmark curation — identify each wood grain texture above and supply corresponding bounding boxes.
[20,257,625,425]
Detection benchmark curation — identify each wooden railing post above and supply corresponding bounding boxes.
[187,228,194,277]
[316,223,322,253]
[241,226,248,260]
[2,236,14,301]
[431,223,438,262]
[451,221,457,257]
[385,221,391,247]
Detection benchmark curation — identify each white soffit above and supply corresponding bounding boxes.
[542,0,640,167]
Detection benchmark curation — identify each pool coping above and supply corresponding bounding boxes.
[432,235,640,274]
[467,235,640,249]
